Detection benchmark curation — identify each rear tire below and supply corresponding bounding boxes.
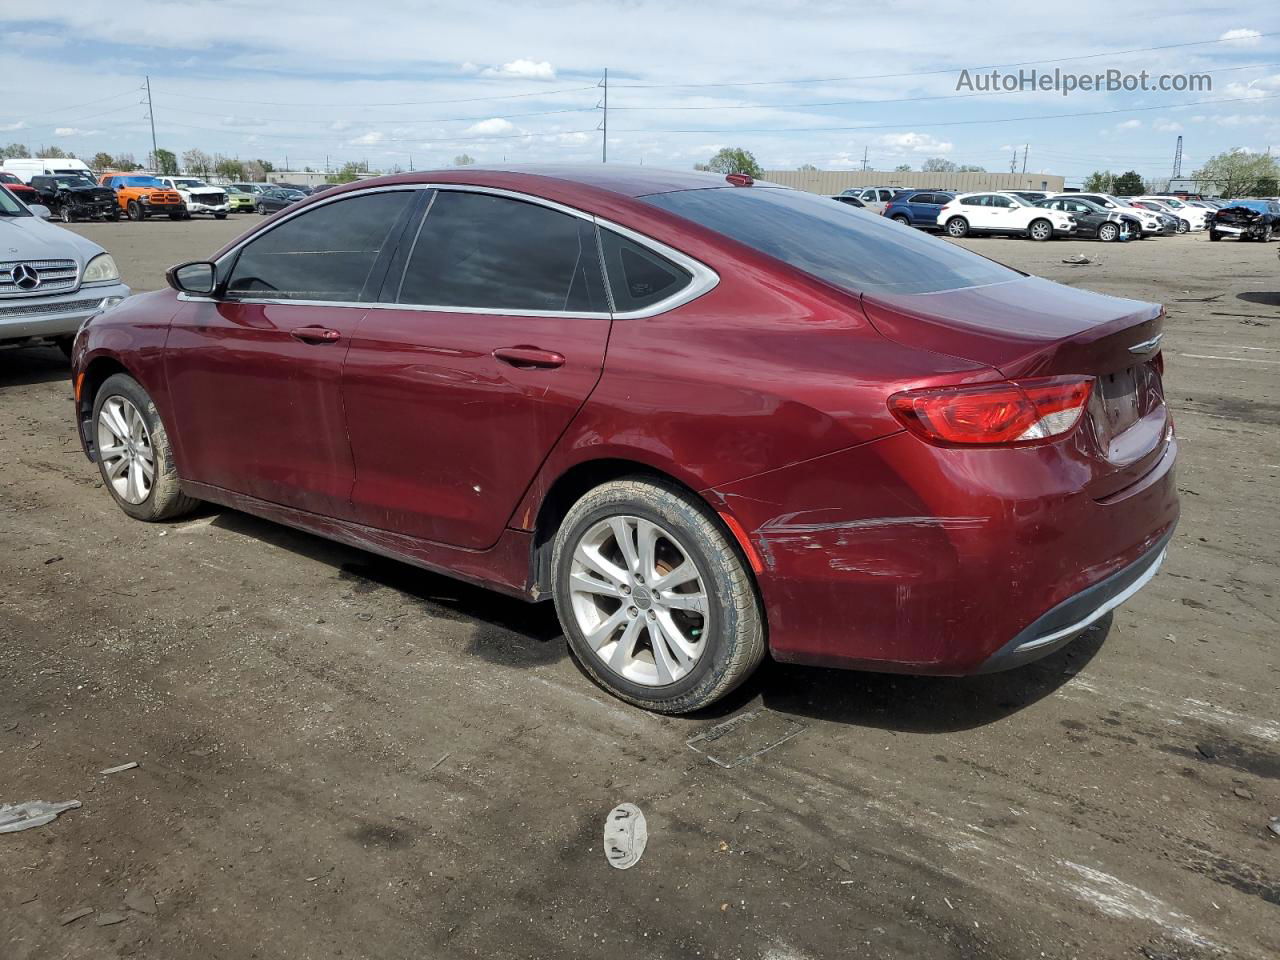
[1098,222,1120,242]
[945,216,969,238]
[92,373,199,523]
[552,478,765,714]
[1028,218,1053,241]
[892,214,910,225]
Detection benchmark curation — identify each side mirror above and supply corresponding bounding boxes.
[166,260,217,296]
[29,204,52,220]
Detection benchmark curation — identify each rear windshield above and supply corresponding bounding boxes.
[641,187,1020,295]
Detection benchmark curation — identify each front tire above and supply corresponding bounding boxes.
[552,478,765,714]
[945,216,969,238]
[1209,230,1221,242]
[1028,218,1053,241]
[59,206,72,223]
[214,212,227,220]
[127,201,143,221]
[1176,219,1189,234]
[92,373,199,522]
[1098,222,1120,242]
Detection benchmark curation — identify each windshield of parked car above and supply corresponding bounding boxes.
[1223,200,1272,214]
[1003,194,1032,206]
[116,176,166,188]
[643,186,1023,295]
[0,187,32,217]
[0,173,21,184]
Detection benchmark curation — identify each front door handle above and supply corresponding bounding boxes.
[493,346,565,369]
[290,325,341,344]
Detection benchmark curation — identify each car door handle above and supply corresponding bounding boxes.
[493,346,565,369]
[290,325,342,344]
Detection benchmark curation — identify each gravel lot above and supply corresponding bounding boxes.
[1,215,1277,960]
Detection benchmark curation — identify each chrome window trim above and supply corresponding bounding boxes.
[205,181,718,321]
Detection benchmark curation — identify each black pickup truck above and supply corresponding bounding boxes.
[1209,199,1280,241]
[29,173,118,222]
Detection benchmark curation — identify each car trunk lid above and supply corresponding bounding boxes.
[862,276,1169,497]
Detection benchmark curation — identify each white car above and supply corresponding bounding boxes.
[838,186,901,214]
[1132,196,1210,232]
[936,191,1076,240]
[158,177,229,219]
[0,188,129,353]
[1047,193,1169,236]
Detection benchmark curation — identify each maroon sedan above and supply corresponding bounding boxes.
[71,166,1178,713]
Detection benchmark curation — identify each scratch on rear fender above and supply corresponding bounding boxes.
[757,510,989,534]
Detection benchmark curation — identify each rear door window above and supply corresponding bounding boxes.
[397,190,607,313]
[226,190,415,301]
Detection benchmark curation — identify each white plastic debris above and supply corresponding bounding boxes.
[0,799,81,834]
[604,802,647,870]
[99,761,138,775]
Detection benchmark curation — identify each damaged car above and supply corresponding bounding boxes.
[71,166,1177,713]
[1209,200,1280,241]
[29,174,119,222]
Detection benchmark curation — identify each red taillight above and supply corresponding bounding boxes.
[888,376,1094,446]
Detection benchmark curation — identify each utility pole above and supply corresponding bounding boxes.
[862,146,868,172]
[1021,144,1028,173]
[597,68,608,163]
[1172,135,1183,178]
[144,76,158,170]
[1009,148,1017,173]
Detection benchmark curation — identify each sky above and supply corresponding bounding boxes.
[2,1,1278,186]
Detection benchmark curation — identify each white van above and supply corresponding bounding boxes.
[0,157,95,183]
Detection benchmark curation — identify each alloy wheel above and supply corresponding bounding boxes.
[96,396,155,505]
[567,515,710,686]
[1029,220,1052,241]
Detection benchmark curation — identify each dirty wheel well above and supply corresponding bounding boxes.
[78,357,131,419]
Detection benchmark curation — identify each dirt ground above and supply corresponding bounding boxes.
[1,216,1277,960]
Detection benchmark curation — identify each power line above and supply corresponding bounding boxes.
[157,119,600,145]
[158,84,597,108]
[610,32,1280,89]
[150,101,597,125]
[0,87,138,122]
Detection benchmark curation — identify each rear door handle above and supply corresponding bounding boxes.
[493,346,565,369]
[290,325,342,344]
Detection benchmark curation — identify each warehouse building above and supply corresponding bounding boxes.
[763,168,1066,195]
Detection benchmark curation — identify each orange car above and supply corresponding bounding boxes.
[98,173,185,221]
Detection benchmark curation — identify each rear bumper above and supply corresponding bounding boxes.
[706,427,1179,675]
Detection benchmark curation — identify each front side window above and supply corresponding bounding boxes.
[398,190,606,313]
[226,190,413,301]
[643,186,1021,296]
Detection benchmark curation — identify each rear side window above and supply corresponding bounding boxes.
[909,193,935,204]
[642,187,1021,295]
[227,190,413,301]
[598,229,692,313]
[398,191,606,313]
[961,195,989,206]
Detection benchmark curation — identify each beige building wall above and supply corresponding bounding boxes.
[763,169,1066,195]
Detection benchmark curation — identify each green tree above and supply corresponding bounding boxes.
[1112,170,1144,196]
[1,142,29,159]
[957,164,986,173]
[36,145,69,159]
[1193,149,1280,197]
[1083,170,1113,192]
[893,163,912,172]
[922,157,957,173]
[153,148,178,175]
[90,152,115,171]
[453,153,476,166]
[257,159,275,173]
[704,147,763,178]
[1257,176,1279,196]
[327,161,364,184]
[797,163,818,172]
[214,156,244,181]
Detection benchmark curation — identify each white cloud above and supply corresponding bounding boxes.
[1115,119,1142,130]
[464,117,515,136]
[482,59,555,80]
[53,126,95,136]
[350,131,386,145]
[1218,28,1262,46]
[1224,74,1280,100]
[1153,120,1183,132]
[0,120,27,132]
[872,132,953,154]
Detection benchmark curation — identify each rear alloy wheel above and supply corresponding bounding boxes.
[1028,218,1053,241]
[127,200,143,221]
[1098,222,1120,242]
[945,216,969,238]
[1176,219,1189,234]
[892,214,911,225]
[553,478,765,713]
[92,373,199,522]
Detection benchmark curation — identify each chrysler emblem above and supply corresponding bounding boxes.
[1128,333,1163,355]
[11,263,40,290]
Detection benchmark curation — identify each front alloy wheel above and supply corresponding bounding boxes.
[1028,218,1053,241]
[1098,222,1120,242]
[553,478,765,713]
